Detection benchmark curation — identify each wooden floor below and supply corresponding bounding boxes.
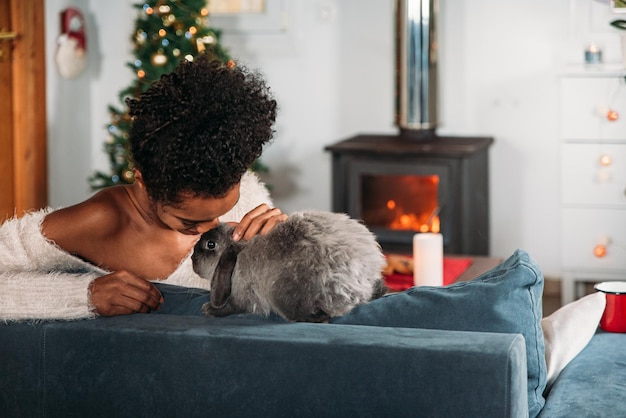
[543,279,562,316]
[542,279,601,316]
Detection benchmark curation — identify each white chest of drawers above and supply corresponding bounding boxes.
[560,68,626,303]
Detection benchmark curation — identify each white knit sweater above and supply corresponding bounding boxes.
[0,171,272,321]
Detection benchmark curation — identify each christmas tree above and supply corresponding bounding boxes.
[89,0,267,189]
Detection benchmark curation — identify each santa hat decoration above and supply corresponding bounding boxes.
[55,7,87,79]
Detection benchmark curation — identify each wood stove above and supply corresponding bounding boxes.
[325,134,493,255]
[327,1,493,255]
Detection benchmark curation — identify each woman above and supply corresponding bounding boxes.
[0,54,286,320]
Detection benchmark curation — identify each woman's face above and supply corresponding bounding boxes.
[155,183,241,236]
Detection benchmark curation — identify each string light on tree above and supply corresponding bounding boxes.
[135,30,147,45]
[123,170,135,182]
[151,50,168,66]
[157,4,171,14]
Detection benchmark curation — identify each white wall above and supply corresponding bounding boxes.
[45,0,94,207]
[44,0,626,278]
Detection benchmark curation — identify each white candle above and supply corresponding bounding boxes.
[413,233,443,287]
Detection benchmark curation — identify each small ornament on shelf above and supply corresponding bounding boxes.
[584,43,602,65]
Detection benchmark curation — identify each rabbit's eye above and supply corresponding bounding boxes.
[203,240,216,251]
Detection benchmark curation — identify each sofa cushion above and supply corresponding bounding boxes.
[541,292,605,391]
[539,331,626,417]
[331,249,547,418]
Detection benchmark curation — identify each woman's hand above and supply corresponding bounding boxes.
[88,271,163,316]
[231,204,288,241]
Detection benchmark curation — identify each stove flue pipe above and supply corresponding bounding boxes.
[395,0,439,137]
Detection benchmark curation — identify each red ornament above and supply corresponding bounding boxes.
[594,244,607,258]
[607,110,619,121]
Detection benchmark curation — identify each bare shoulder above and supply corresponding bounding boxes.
[42,187,129,254]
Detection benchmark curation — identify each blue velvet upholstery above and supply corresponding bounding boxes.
[0,316,527,417]
[332,249,547,417]
[539,331,626,417]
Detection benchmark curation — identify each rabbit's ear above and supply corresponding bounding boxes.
[210,246,239,309]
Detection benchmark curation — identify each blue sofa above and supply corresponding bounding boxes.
[539,331,626,417]
[1,250,621,417]
[3,316,527,417]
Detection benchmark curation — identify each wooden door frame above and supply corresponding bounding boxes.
[0,0,47,220]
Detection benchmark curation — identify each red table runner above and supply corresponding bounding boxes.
[383,257,473,292]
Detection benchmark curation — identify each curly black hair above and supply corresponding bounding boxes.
[126,54,277,204]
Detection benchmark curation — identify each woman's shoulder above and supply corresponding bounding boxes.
[49,186,127,221]
[42,186,130,252]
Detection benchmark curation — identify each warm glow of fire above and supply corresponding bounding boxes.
[361,174,441,233]
[389,212,440,233]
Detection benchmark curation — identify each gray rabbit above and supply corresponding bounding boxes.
[191,210,388,322]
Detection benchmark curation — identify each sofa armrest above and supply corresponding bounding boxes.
[0,315,527,417]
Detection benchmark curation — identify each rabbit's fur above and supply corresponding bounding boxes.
[191,210,387,322]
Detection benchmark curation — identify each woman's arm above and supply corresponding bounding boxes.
[0,209,104,321]
[0,270,99,321]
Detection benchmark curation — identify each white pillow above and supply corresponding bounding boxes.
[541,292,605,391]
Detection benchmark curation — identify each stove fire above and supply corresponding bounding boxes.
[361,174,441,233]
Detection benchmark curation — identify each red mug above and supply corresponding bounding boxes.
[595,282,626,333]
